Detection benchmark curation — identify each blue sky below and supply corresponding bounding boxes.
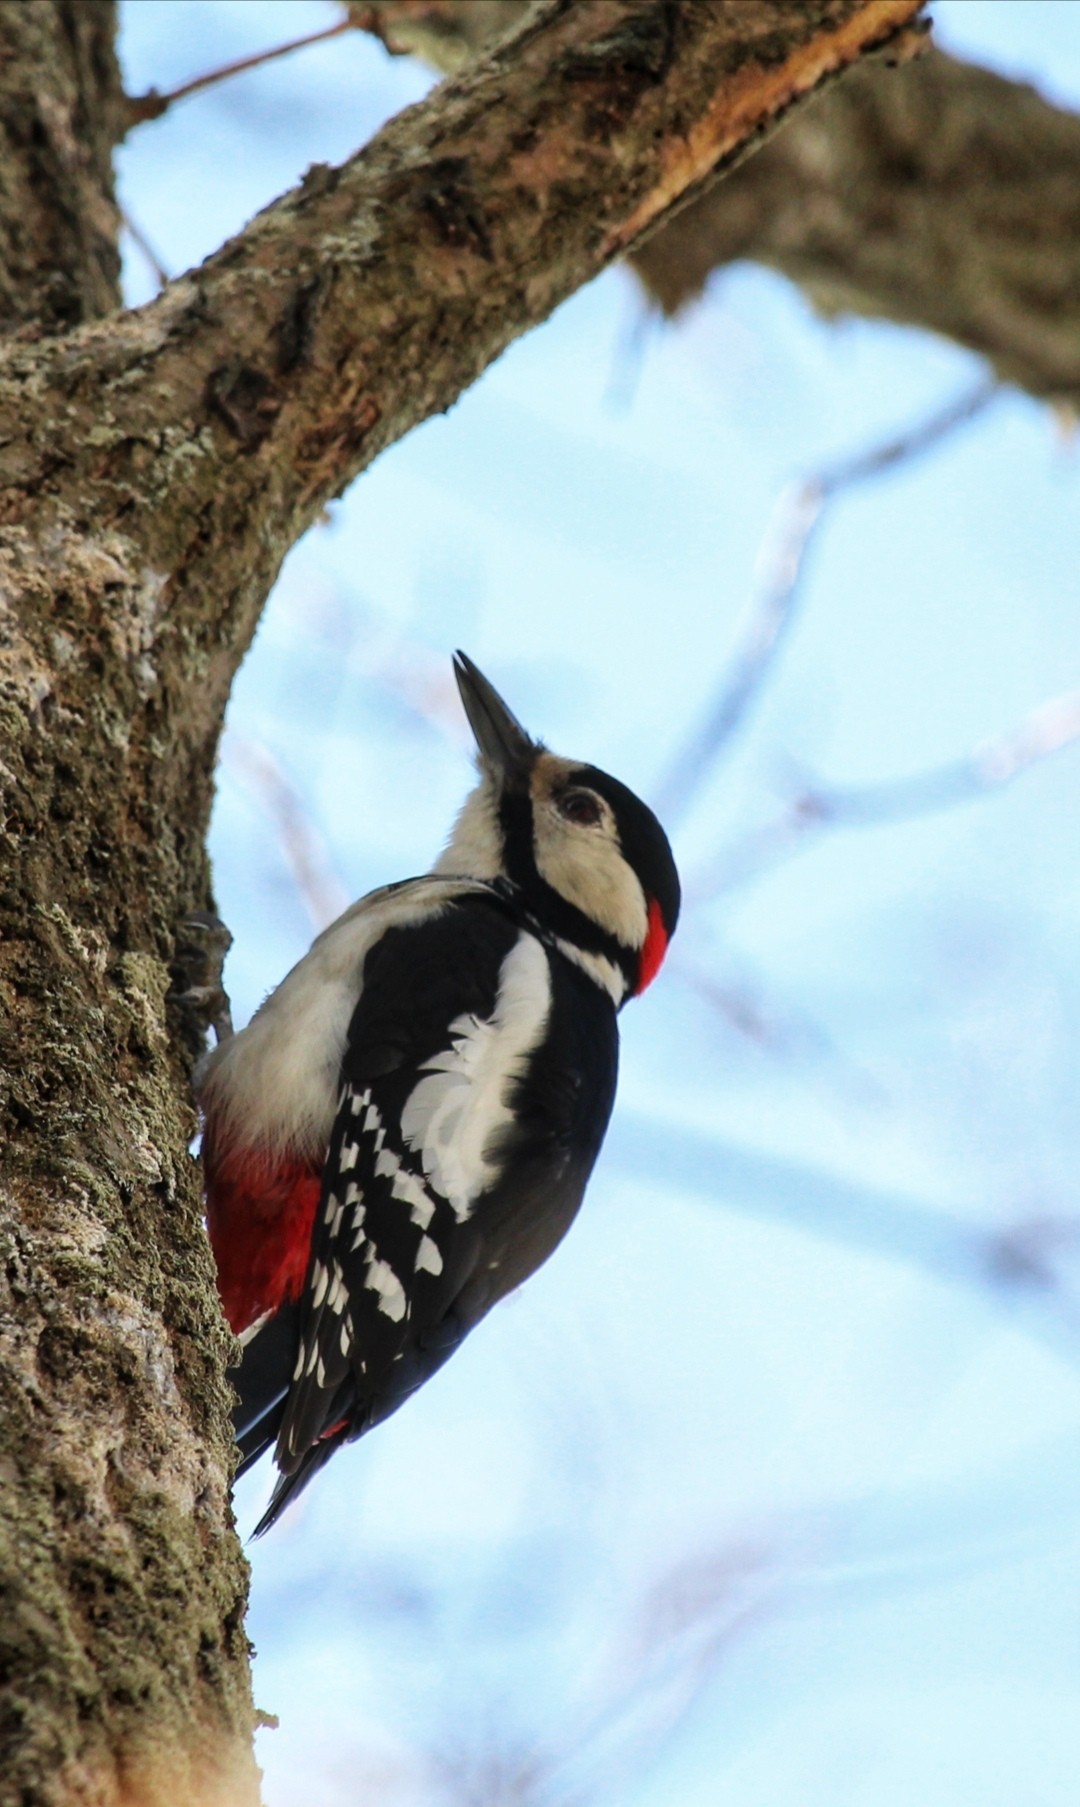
[118,6,1080,1802]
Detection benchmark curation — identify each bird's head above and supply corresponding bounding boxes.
[436,652,680,1004]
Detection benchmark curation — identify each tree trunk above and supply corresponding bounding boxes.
[0,1,924,1800]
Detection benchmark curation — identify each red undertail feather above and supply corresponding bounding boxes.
[636,895,669,994]
[203,1131,321,1335]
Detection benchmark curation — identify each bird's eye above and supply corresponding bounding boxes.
[557,789,602,827]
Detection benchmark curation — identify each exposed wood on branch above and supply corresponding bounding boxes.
[632,48,1080,404]
[357,6,1080,405]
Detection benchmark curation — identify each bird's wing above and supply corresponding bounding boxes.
[265,893,560,1504]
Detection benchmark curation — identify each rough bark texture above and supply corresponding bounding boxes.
[360,5,1080,405]
[0,12,256,1807]
[0,1,924,1801]
[353,0,533,71]
[630,47,1080,402]
[0,1,124,333]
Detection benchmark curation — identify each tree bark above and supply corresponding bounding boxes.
[631,46,1080,404]
[0,0,124,332]
[358,4,1080,404]
[0,2,924,1800]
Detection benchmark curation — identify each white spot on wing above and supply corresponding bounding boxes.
[364,1254,408,1321]
[400,931,551,1221]
[310,1261,329,1309]
[391,1165,436,1229]
[374,1147,398,1181]
[415,1234,443,1276]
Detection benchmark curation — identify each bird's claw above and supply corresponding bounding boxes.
[170,910,234,1052]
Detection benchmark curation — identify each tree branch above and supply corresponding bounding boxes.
[1,0,926,776]
[357,9,1080,405]
[654,376,997,826]
[632,47,1080,404]
[694,685,1080,900]
[124,15,356,128]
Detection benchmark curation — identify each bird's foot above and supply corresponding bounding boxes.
[170,910,234,1055]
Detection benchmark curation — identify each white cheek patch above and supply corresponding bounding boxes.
[533,806,649,952]
[400,932,551,1221]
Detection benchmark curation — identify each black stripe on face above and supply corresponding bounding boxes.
[497,791,639,991]
[566,765,681,938]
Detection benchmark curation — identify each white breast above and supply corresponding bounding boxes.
[399,930,552,1221]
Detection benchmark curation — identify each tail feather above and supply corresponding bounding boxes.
[230,1301,299,1480]
[234,1402,286,1480]
[251,1426,350,1537]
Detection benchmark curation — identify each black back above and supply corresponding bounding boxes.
[237,885,619,1531]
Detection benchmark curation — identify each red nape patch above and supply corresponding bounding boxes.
[203,1134,321,1335]
[636,895,669,994]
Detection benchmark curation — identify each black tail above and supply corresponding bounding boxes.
[250,1425,351,1537]
[231,1303,300,1479]
[231,1303,354,1534]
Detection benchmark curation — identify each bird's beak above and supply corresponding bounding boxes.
[453,651,537,789]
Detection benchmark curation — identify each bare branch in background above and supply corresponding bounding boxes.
[226,737,351,930]
[655,377,998,826]
[693,685,1080,900]
[124,15,357,127]
[366,646,473,747]
[120,202,170,289]
[609,1114,1080,1369]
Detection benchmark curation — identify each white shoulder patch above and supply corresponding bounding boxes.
[400,931,551,1220]
[195,877,491,1165]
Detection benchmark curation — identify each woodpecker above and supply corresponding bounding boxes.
[197,653,680,1532]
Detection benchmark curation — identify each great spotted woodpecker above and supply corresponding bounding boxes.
[197,653,679,1532]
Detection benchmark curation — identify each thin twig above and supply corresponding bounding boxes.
[693,686,1080,899]
[225,737,351,930]
[653,377,998,827]
[125,17,355,127]
[120,205,170,291]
